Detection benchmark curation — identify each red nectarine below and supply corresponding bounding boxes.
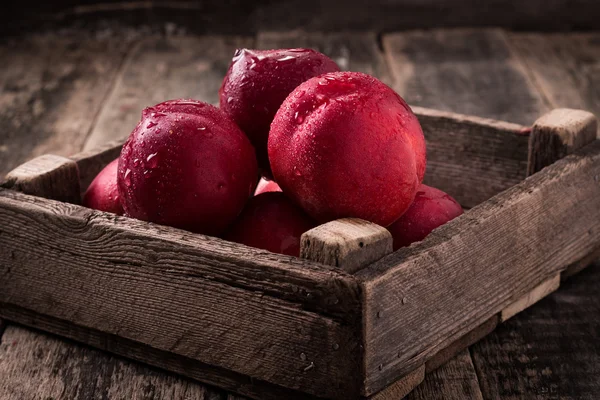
[268,71,426,226]
[118,99,258,235]
[82,158,123,215]
[388,184,463,249]
[219,48,339,171]
[224,192,316,256]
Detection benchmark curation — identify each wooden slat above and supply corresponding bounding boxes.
[412,107,529,208]
[508,32,600,124]
[528,108,597,175]
[256,31,392,84]
[500,274,561,322]
[368,365,425,400]
[0,305,329,400]
[83,35,254,150]
[357,140,600,395]
[3,155,80,204]
[471,263,600,400]
[0,325,230,400]
[383,29,548,125]
[408,350,484,400]
[0,32,131,177]
[301,218,392,274]
[0,189,362,399]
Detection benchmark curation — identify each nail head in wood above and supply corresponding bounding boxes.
[528,108,597,175]
[3,154,81,204]
[300,218,393,273]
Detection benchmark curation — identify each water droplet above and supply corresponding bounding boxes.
[143,169,150,178]
[277,55,297,63]
[133,158,140,167]
[146,152,159,169]
[300,353,307,361]
[123,169,132,187]
[197,126,206,131]
[217,182,226,190]
[169,130,174,135]
[318,78,330,86]
[227,97,234,104]
[294,167,302,177]
[294,112,304,124]
[146,121,158,129]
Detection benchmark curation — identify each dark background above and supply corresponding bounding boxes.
[3,0,600,37]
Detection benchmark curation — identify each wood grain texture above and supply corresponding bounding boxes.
[0,189,362,399]
[301,218,392,274]
[0,325,229,400]
[383,29,548,125]
[368,365,425,400]
[0,32,131,176]
[500,274,561,322]
[508,32,600,125]
[70,139,124,193]
[425,316,498,373]
[412,106,530,208]
[357,140,600,395]
[2,155,80,204]
[528,109,598,175]
[0,305,331,400]
[83,35,253,150]
[256,31,391,84]
[472,263,600,400]
[408,350,484,400]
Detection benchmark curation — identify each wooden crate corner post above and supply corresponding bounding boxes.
[2,154,81,203]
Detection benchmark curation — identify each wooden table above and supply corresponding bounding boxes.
[1,27,599,399]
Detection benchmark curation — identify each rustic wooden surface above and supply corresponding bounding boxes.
[359,140,600,394]
[1,28,600,400]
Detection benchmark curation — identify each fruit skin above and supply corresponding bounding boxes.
[224,192,317,257]
[268,71,426,226]
[118,99,258,235]
[254,177,282,196]
[219,48,340,171]
[82,158,123,215]
[388,184,463,250]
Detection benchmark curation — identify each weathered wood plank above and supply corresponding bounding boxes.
[0,325,230,400]
[368,365,425,400]
[500,274,561,322]
[0,305,331,400]
[471,262,600,400]
[528,108,597,175]
[0,32,131,176]
[0,189,362,399]
[301,218,392,274]
[357,140,600,395]
[412,107,530,208]
[2,155,80,204]
[83,35,253,150]
[408,350,484,400]
[383,29,548,125]
[256,31,391,84]
[508,32,600,124]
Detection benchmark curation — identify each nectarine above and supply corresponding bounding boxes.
[268,71,426,226]
[219,48,339,171]
[118,99,258,235]
[388,184,463,249]
[224,192,316,256]
[82,158,123,215]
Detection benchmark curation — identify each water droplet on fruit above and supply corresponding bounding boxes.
[124,169,132,187]
[294,167,302,177]
[294,112,304,124]
[143,169,150,178]
[277,55,297,63]
[146,121,158,129]
[227,97,234,104]
[217,182,226,190]
[146,152,159,168]
[197,126,206,131]
[318,78,330,86]
[133,158,140,167]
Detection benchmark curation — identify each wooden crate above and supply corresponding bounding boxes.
[1,107,599,400]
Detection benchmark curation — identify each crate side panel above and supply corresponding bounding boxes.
[0,189,362,399]
[359,140,600,394]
